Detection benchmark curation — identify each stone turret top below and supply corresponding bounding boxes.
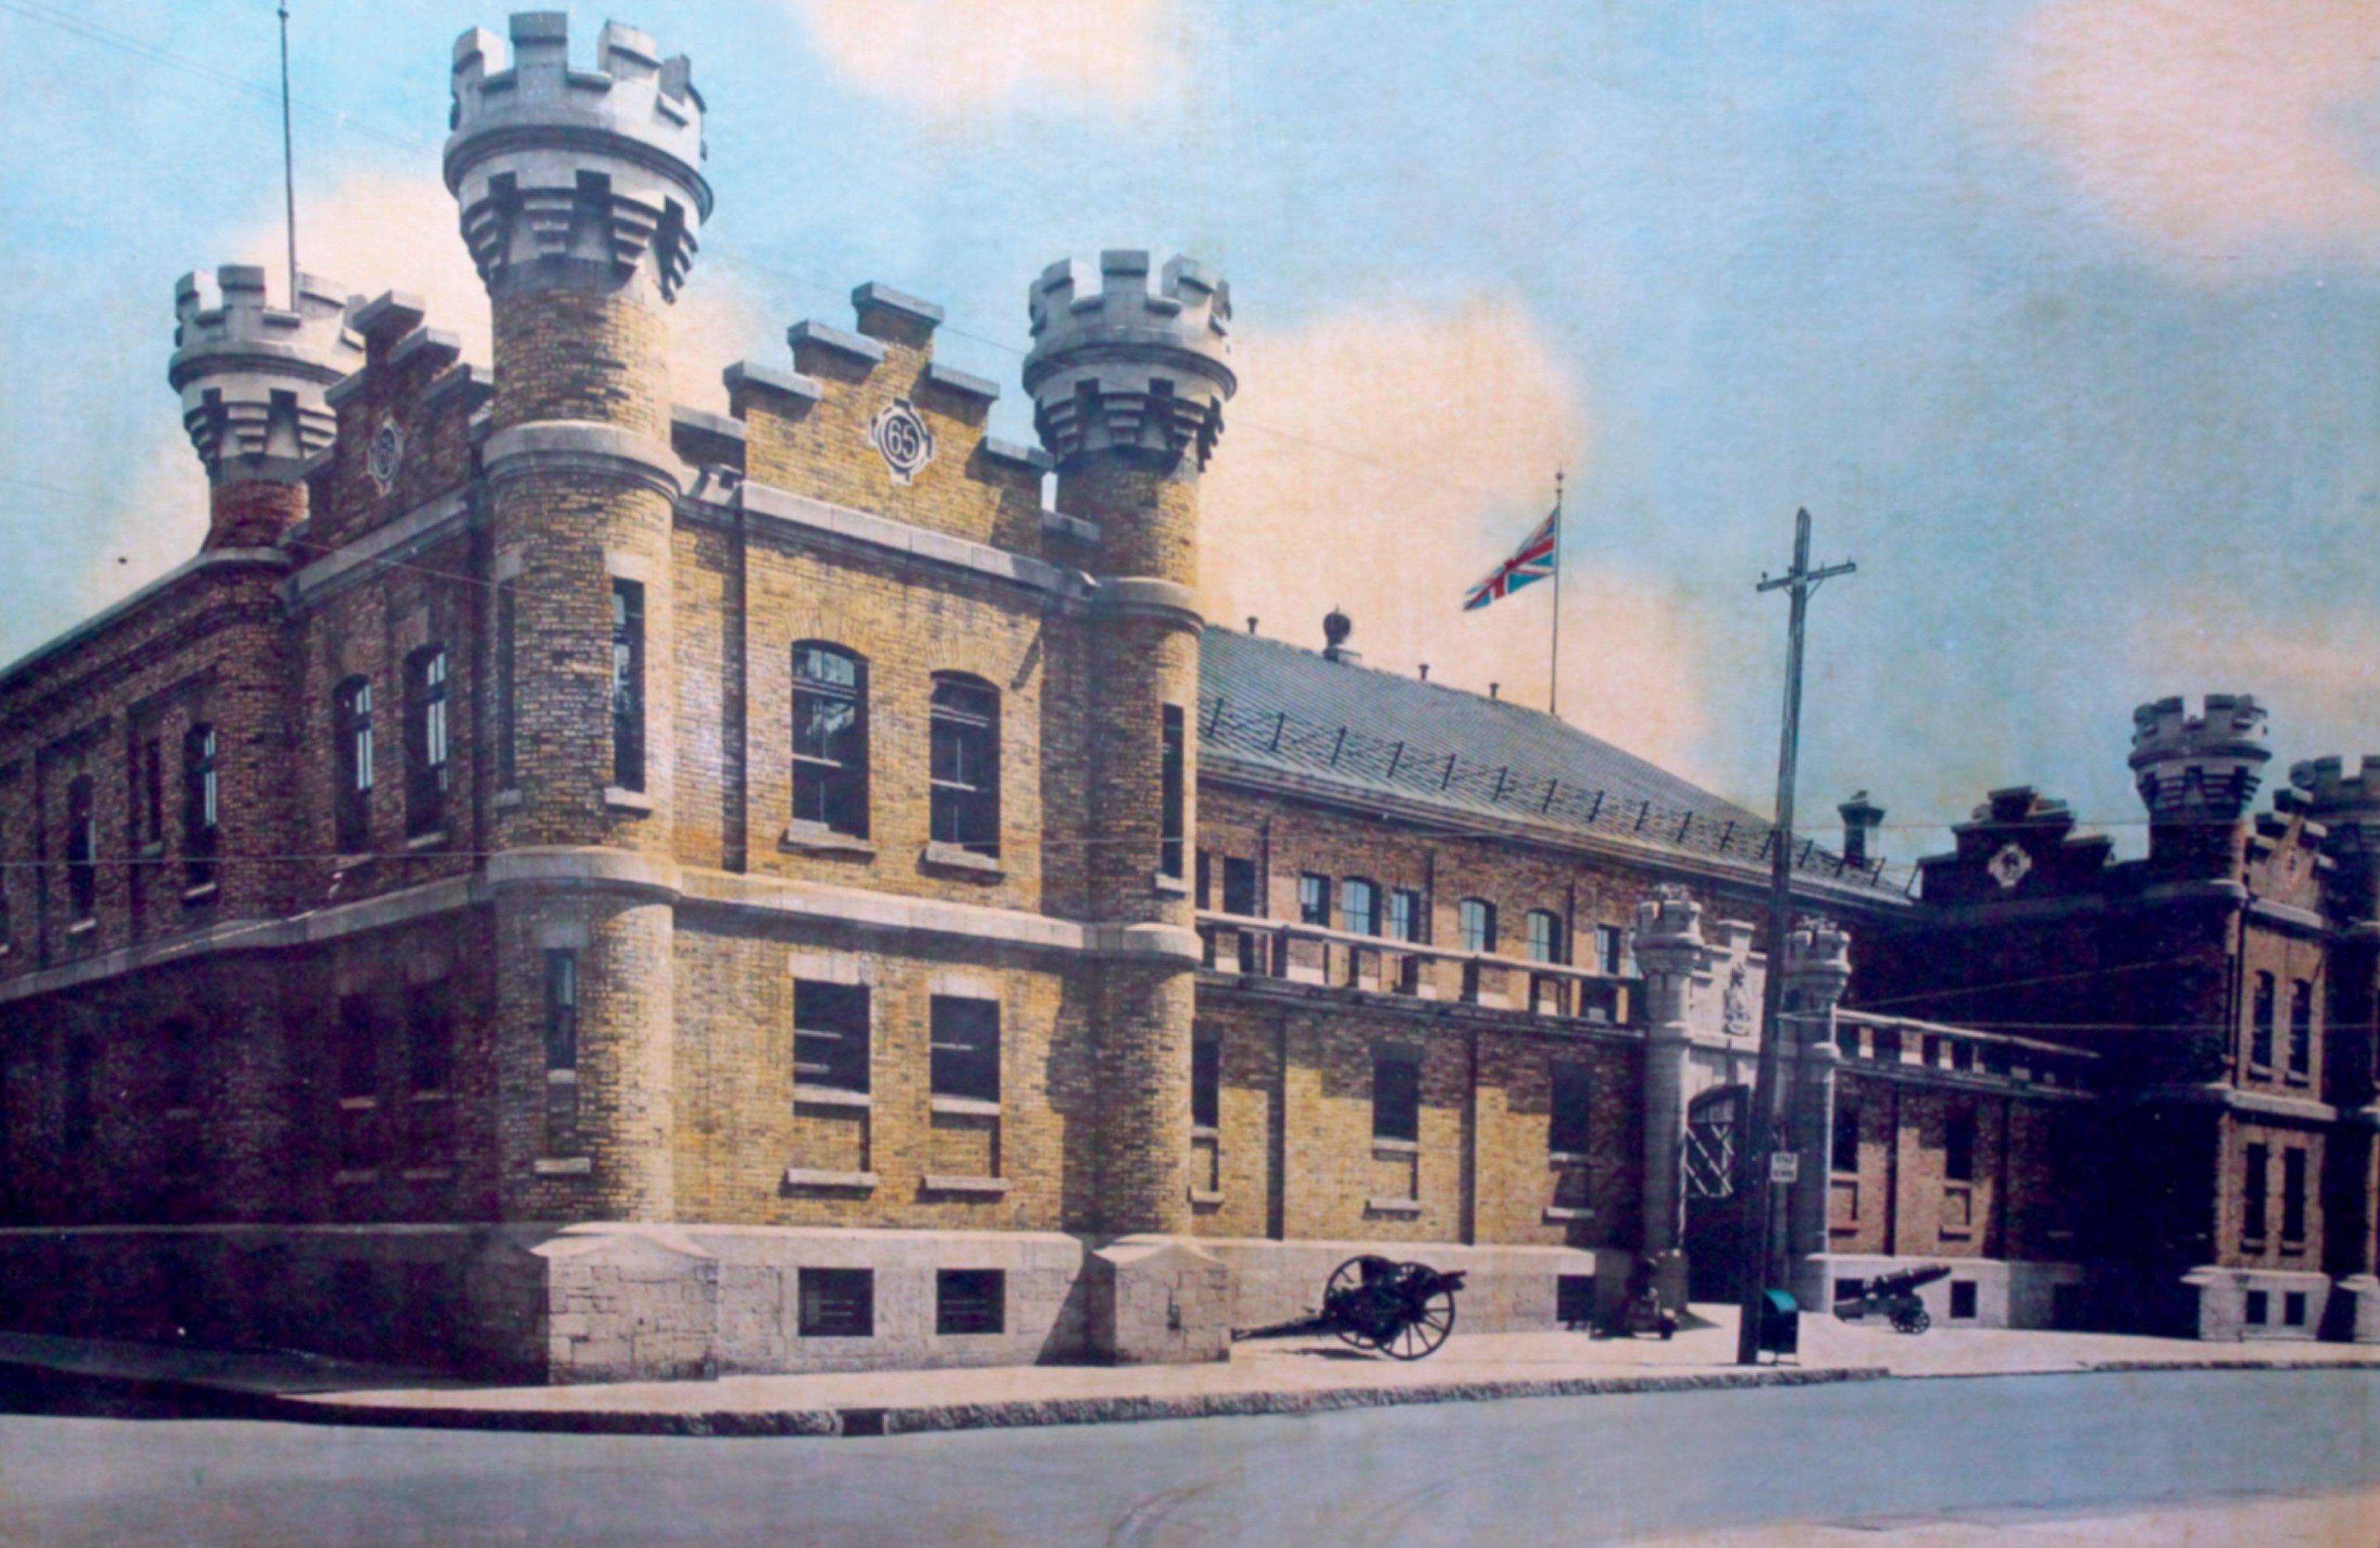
[168,265,364,486]
[2292,755,2380,823]
[1023,251,1235,471]
[446,13,709,300]
[2128,693,2271,819]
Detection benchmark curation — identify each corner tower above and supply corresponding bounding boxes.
[167,266,363,548]
[1027,252,1235,1240]
[2129,693,2271,876]
[448,12,709,1220]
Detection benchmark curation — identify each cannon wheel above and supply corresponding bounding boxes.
[1325,1254,1392,1351]
[1380,1259,1458,1361]
[1891,1304,1931,1335]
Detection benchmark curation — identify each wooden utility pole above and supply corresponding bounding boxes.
[1736,507,1855,1366]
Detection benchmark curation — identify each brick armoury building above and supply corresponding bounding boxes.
[0,12,2373,1382]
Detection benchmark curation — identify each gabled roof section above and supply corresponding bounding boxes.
[1197,626,1910,900]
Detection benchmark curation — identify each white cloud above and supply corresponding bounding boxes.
[789,0,1179,118]
[1199,296,1719,779]
[2006,0,2380,274]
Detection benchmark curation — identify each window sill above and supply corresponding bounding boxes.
[780,822,876,860]
[603,786,654,813]
[181,881,219,905]
[338,1095,378,1112]
[1154,872,1191,896]
[794,1084,872,1109]
[1189,1187,1225,1206]
[65,919,96,938]
[920,841,1005,880]
[2247,1064,2274,1080]
[331,1168,380,1187]
[1548,1151,1593,1166]
[332,853,375,871]
[533,1156,592,1177]
[136,839,166,860]
[1365,1196,1423,1217]
[410,1089,450,1105]
[1541,1205,1595,1223]
[1371,1137,1421,1156]
[785,1167,879,1190]
[546,1068,577,1086]
[922,1174,1009,1195]
[400,1166,454,1183]
[1938,1228,1973,1241]
[2280,1240,2307,1256]
[493,788,524,810]
[2284,1072,2312,1088]
[1191,1124,1220,1140]
[930,1095,1002,1118]
[404,830,451,852]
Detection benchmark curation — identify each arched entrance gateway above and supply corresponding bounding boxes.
[1683,1084,1749,1304]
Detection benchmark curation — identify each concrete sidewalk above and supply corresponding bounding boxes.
[4,1309,2376,1438]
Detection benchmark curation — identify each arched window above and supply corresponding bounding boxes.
[182,724,219,886]
[792,643,868,838]
[1525,908,1563,964]
[1341,877,1381,937]
[65,774,96,922]
[1458,897,1497,954]
[333,676,374,853]
[404,647,450,838]
[929,675,999,857]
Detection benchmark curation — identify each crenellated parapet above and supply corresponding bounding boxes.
[168,265,363,487]
[2128,693,2271,820]
[446,13,709,300]
[1024,251,1234,473]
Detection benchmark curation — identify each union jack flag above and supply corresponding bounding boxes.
[1462,507,1559,611]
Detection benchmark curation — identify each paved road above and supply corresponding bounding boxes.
[1,1368,2373,1545]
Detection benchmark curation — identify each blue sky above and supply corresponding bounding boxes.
[4,0,2376,866]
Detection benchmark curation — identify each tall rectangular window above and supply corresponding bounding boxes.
[1595,925,1626,975]
[2282,1148,2308,1243]
[929,997,999,1103]
[1549,1062,1593,1154]
[183,724,219,886]
[1297,873,1330,926]
[1221,857,1258,916]
[2287,980,2312,1078]
[791,644,868,837]
[133,735,163,848]
[1832,1100,1860,1173]
[611,581,645,793]
[405,647,450,838]
[1159,705,1186,879]
[1342,878,1380,937]
[1388,888,1422,943]
[1945,1106,1977,1183]
[928,676,999,856]
[337,993,378,1100]
[408,978,454,1095]
[1459,898,1496,953]
[1373,1051,1420,1142]
[495,578,518,789]
[1525,909,1562,964]
[2250,972,2276,1069]
[65,773,96,921]
[1191,1036,1221,1130]
[793,981,870,1094]
[2243,1142,2270,1240]
[543,951,578,1072]
[333,677,373,854]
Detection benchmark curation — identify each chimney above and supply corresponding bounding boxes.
[1839,791,1884,869]
[1419,664,1429,682]
[1320,607,1359,665]
[1490,682,1500,700]
[1246,616,1258,635]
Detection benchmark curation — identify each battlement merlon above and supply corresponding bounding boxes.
[1023,251,1236,473]
[445,13,711,302]
[2128,692,2272,817]
[168,266,365,486]
[2292,756,2380,823]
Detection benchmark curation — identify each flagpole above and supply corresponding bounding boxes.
[1549,470,1564,718]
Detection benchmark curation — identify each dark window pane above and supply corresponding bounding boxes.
[1526,910,1561,964]
[1459,899,1495,953]
[793,646,868,837]
[794,980,871,1093]
[612,582,645,792]
[929,997,999,1103]
[929,678,999,855]
[1191,1037,1220,1130]
[2251,972,2275,1068]
[1222,858,1258,916]
[1299,874,1330,926]
[544,951,578,1072]
[1832,1100,1860,1173]
[1343,880,1378,937]
[496,579,518,788]
[2288,981,2312,1076]
[1945,1108,1976,1182]
[936,1269,1005,1335]
[1949,1281,1977,1320]
[2282,1148,2308,1241]
[1549,1063,1593,1154]
[1160,706,1185,878]
[1373,1054,1420,1142]
[2244,1142,2269,1239]
[65,774,96,920]
[799,1268,874,1337]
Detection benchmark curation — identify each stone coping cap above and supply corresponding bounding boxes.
[981,437,1055,473]
[723,360,824,404]
[354,292,428,345]
[787,320,887,366]
[923,361,1001,402]
[851,281,944,328]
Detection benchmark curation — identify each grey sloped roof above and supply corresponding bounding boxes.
[1197,626,1902,897]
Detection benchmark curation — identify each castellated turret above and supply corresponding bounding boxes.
[446,13,708,302]
[168,264,364,548]
[2292,755,2380,915]
[1024,252,1234,473]
[2128,693,2271,820]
